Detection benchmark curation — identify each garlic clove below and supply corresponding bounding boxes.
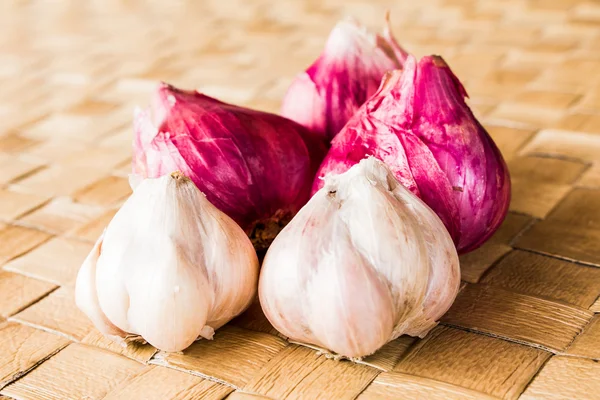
[258,191,338,345]
[305,219,395,358]
[387,180,461,337]
[194,197,259,331]
[122,242,212,352]
[74,234,126,339]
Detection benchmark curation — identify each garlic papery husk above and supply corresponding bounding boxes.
[75,172,259,353]
[281,15,407,143]
[134,83,326,251]
[313,55,511,254]
[258,157,460,359]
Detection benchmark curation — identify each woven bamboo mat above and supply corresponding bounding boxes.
[0,0,599,399]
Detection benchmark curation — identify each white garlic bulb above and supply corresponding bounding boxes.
[258,157,460,359]
[75,172,259,352]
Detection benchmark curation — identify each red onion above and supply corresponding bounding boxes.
[313,55,511,253]
[133,83,326,249]
[281,16,407,143]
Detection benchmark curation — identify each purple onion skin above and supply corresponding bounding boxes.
[134,84,327,242]
[281,18,407,143]
[313,55,511,254]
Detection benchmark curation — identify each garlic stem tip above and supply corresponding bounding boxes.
[170,171,188,182]
[431,55,447,67]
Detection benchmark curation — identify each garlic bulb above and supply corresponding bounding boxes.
[75,172,259,352]
[258,157,460,359]
[281,15,407,142]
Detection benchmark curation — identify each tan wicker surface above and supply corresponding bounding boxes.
[0,0,599,399]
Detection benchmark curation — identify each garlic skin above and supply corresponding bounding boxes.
[258,157,460,358]
[281,16,407,142]
[75,172,259,352]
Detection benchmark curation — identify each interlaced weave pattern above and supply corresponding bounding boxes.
[0,1,599,399]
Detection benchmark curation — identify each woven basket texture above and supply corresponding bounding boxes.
[0,1,599,399]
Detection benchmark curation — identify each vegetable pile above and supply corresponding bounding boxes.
[76,15,510,359]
